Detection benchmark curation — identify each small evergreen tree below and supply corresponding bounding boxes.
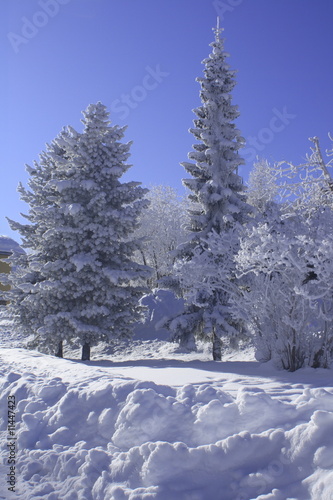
[6,103,151,360]
[169,226,248,358]
[163,22,251,359]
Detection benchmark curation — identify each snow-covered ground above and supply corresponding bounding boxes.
[1,328,333,500]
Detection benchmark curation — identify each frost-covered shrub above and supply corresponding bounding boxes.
[133,185,189,287]
[236,208,333,370]
[274,135,333,214]
[246,158,278,214]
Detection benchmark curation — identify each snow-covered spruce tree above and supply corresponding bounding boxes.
[133,185,189,287]
[6,103,151,360]
[163,22,251,360]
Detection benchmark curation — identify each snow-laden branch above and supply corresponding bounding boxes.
[273,135,333,212]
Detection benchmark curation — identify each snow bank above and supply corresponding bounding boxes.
[1,348,333,499]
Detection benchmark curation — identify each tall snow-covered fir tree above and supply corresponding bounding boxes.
[5,102,151,360]
[163,21,251,360]
[182,22,248,240]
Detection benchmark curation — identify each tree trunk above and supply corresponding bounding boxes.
[81,342,91,361]
[55,341,63,358]
[139,249,147,267]
[212,329,222,361]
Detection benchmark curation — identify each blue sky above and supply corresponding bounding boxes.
[1,0,333,241]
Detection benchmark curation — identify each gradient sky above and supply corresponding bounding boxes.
[1,0,333,241]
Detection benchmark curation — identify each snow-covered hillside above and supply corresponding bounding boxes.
[1,336,333,500]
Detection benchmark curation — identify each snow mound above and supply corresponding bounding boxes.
[0,236,23,255]
[1,349,333,499]
[134,289,185,341]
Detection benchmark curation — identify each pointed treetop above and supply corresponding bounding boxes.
[212,16,223,42]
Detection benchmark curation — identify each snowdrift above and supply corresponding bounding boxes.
[1,346,333,499]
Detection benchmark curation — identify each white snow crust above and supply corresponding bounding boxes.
[1,332,333,499]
